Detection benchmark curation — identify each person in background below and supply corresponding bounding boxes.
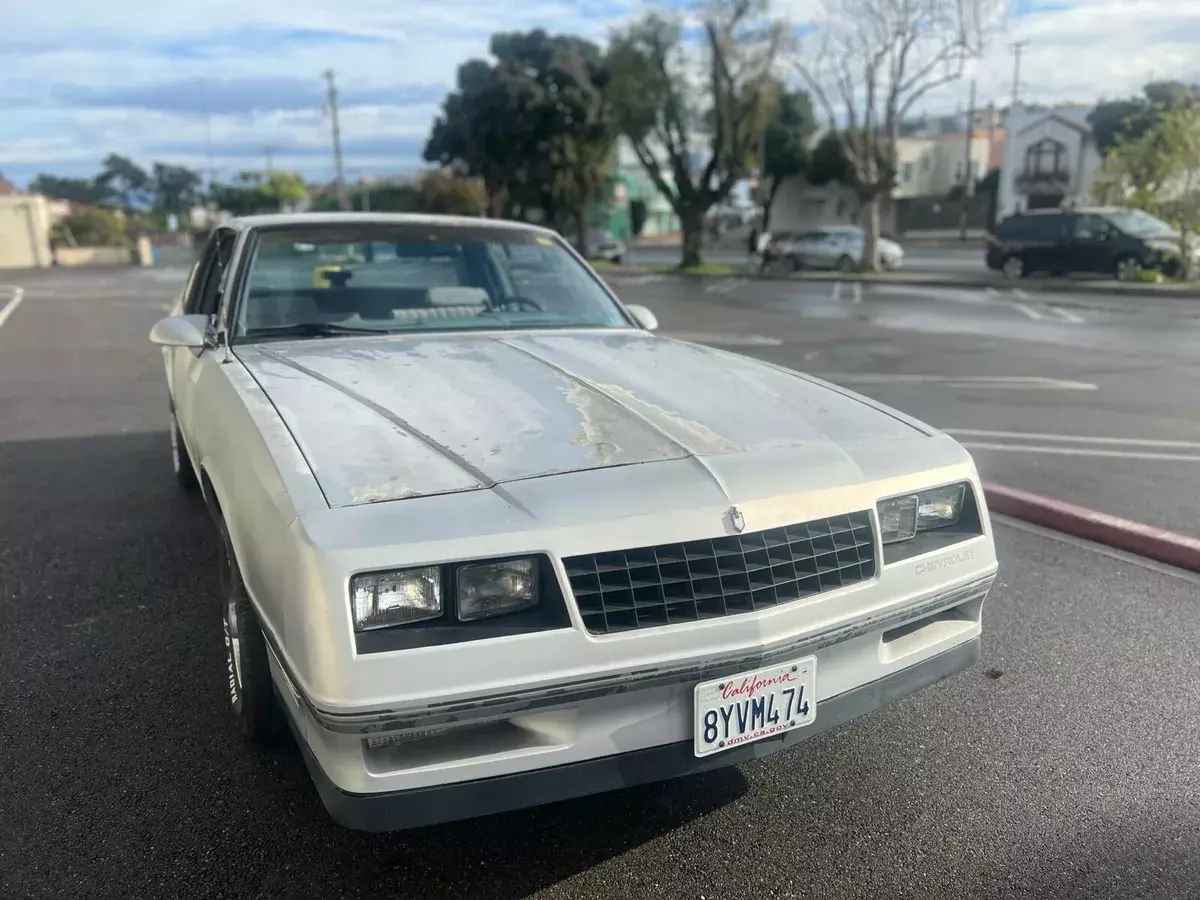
[754,228,773,271]
[747,227,759,269]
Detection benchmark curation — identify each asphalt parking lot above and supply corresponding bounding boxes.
[2,267,1200,900]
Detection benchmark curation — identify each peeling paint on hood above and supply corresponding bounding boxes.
[235,331,923,508]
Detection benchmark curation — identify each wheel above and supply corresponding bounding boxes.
[1114,255,1142,281]
[788,255,803,272]
[1001,254,1026,279]
[612,255,624,266]
[171,413,199,491]
[837,255,856,273]
[218,519,279,742]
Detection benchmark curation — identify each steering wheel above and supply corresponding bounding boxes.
[493,295,543,312]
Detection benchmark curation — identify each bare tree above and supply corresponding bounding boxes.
[790,0,1004,269]
[609,0,786,268]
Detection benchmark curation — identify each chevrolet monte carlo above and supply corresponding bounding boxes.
[150,213,999,831]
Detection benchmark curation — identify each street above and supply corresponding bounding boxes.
[627,242,987,275]
[3,267,1200,899]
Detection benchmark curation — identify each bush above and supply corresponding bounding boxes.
[51,209,127,247]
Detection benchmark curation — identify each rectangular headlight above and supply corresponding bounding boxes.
[351,567,442,631]
[917,483,966,530]
[457,559,538,621]
[878,494,919,544]
[877,483,969,545]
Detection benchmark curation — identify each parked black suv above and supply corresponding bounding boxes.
[985,207,1190,280]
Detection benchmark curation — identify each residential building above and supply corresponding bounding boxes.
[0,175,19,197]
[894,130,1005,198]
[997,103,1102,218]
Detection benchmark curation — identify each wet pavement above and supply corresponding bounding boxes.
[2,267,1199,899]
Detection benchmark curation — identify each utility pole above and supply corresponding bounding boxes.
[322,70,350,211]
[264,146,274,174]
[958,79,977,242]
[1010,40,1029,109]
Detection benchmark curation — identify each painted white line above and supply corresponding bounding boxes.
[819,374,1097,390]
[832,281,843,303]
[1013,288,1032,301]
[1052,306,1085,324]
[852,282,863,304]
[947,428,1200,449]
[984,286,1000,298]
[0,287,25,331]
[961,441,1200,462]
[1011,301,1046,321]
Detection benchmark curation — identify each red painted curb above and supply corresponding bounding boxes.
[983,482,1200,572]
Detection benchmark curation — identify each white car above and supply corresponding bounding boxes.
[150,213,997,832]
[774,226,904,271]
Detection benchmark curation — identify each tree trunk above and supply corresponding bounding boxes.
[762,179,782,232]
[487,184,508,219]
[680,208,704,269]
[860,193,882,272]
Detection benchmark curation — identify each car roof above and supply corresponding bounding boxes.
[229,212,559,236]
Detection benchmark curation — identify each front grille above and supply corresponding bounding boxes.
[564,511,876,635]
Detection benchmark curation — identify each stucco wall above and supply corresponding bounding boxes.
[0,195,52,269]
[56,246,132,267]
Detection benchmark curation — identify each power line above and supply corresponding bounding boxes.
[322,70,350,212]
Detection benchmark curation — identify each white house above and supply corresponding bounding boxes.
[997,103,1103,219]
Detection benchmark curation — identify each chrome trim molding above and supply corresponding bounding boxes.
[283,570,995,735]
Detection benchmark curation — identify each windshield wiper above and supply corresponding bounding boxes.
[242,322,391,340]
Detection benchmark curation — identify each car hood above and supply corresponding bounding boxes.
[236,331,928,508]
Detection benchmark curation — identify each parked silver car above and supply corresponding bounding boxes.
[772,226,904,271]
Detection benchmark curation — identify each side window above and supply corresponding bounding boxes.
[189,231,236,317]
[183,238,219,315]
[1074,214,1110,241]
[1030,215,1066,240]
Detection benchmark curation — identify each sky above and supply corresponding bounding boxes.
[1,0,1198,188]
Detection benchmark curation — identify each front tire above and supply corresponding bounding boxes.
[837,255,856,273]
[171,413,199,491]
[1001,254,1026,279]
[218,520,278,742]
[1115,254,1142,282]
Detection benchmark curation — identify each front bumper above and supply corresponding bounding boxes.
[291,637,979,831]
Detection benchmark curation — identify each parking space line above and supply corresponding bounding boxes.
[947,428,1200,449]
[1051,306,1085,324]
[852,282,862,304]
[960,441,1200,462]
[1011,301,1045,321]
[832,281,842,302]
[0,287,25,330]
[814,373,1097,390]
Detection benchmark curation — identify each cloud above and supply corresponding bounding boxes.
[1,0,1198,189]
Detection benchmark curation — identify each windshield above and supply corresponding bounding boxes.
[1106,209,1175,238]
[233,224,631,340]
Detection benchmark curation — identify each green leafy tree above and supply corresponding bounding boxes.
[1088,81,1198,155]
[28,174,109,205]
[806,131,852,187]
[51,209,127,246]
[210,171,307,216]
[415,168,488,216]
[151,163,204,216]
[761,86,816,229]
[792,0,1003,269]
[95,154,152,211]
[608,1,786,268]
[490,30,616,251]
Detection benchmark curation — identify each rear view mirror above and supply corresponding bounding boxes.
[625,304,659,332]
[149,314,210,348]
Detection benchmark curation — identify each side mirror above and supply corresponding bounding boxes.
[150,314,210,349]
[625,304,659,332]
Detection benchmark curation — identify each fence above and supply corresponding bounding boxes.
[894,192,996,236]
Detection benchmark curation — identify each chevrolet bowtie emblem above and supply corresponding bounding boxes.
[727,506,746,533]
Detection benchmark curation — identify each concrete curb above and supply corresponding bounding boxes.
[983,482,1200,572]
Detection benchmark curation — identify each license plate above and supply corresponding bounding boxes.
[693,657,816,757]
